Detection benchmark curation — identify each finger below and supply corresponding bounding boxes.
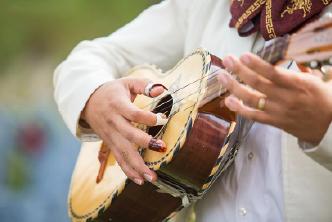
[98,132,145,185]
[110,130,157,183]
[296,63,311,73]
[123,78,167,97]
[149,84,168,98]
[237,53,292,87]
[224,95,276,125]
[113,149,145,185]
[222,55,274,95]
[112,116,166,152]
[217,72,271,110]
[296,63,323,78]
[311,69,324,78]
[116,100,168,126]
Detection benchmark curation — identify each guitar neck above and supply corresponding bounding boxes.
[256,35,290,65]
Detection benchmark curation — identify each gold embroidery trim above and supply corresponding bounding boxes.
[265,0,276,39]
[281,0,313,18]
[322,0,331,5]
[235,0,266,29]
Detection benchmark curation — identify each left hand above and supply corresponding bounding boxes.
[218,53,332,145]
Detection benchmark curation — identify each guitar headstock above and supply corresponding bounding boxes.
[286,16,332,70]
[257,16,332,76]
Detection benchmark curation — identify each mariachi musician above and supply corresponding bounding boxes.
[54,0,332,221]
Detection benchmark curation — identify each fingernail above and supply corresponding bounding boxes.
[148,139,167,152]
[225,96,238,111]
[143,173,153,182]
[223,56,235,71]
[145,83,168,97]
[218,73,229,87]
[155,113,168,126]
[134,178,144,186]
[240,54,251,65]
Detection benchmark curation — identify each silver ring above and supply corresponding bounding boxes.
[144,82,154,97]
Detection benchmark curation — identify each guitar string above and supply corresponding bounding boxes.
[156,75,224,114]
[140,38,287,114]
[143,79,226,121]
[144,68,237,115]
[152,47,295,128]
[137,84,227,131]
[140,39,285,112]
[142,25,332,123]
[141,68,223,111]
[165,53,291,121]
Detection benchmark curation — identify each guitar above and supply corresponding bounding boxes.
[68,17,332,222]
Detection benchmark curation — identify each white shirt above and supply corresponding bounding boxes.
[54,0,332,221]
[195,123,284,222]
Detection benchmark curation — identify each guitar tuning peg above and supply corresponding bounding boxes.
[320,65,332,82]
[308,60,320,69]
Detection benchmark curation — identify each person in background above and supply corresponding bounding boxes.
[54,0,332,221]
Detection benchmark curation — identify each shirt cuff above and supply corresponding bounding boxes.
[298,123,332,153]
[298,140,319,153]
[56,70,113,139]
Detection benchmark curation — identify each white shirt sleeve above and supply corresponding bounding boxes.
[300,123,332,171]
[53,0,190,139]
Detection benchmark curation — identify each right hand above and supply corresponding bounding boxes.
[81,77,167,185]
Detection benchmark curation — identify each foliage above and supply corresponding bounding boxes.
[0,0,159,71]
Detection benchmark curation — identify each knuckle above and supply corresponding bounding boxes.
[130,110,142,121]
[247,96,258,108]
[107,97,117,108]
[232,63,240,74]
[227,78,237,91]
[123,168,136,180]
[131,161,146,174]
[117,158,126,168]
[249,77,261,88]
[105,117,115,126]
[283,96,294,108]
[125,130,137,142]
[270,67,284,83]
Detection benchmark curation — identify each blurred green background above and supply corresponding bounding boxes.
[0,1,158,221]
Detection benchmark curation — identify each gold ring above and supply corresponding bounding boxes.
[257,97,266,111]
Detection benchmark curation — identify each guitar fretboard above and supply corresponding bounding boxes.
[256,35,290,65]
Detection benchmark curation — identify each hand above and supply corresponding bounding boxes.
[218,53,332,145]
[82,77,167,185]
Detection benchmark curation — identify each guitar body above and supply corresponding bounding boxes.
[68,49,241,222]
